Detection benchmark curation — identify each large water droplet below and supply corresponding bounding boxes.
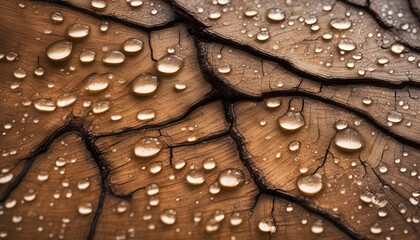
[297,173,323,196]
[278,111,305,131]
[330,18,352,30]
[218,169,244,188]
[156,54,183,74]
[132,72,159,95]
[334,128,364,150]
[67,24,90,39]
[46,40,73,61]
[267,8,285,21]
[134,137,162,158]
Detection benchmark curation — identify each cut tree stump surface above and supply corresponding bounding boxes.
[0,0,419,239]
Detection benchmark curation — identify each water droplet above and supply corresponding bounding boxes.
[311,220,324,234]
[92,101,110,114]
[305,16,318,25]
[23,189,37,201]
[134,137,162,158]
[146,183,159,195]
[0,172,13,184]
[323,32,333,40]
[217,0,230,5]
[265,98,281,108]
[334,120,348,130]
[377,56,389,65]
[116,201,127,213]
[149,161,162,174]
[33,66,45,77]
[205,218,220,232]
[379,165,388,173]
[387,110,403,123]
[244,8,258,17]
[84,74,109,93]
[267,8,285,21]
[203,158,216,170]
[212,209,225,222]
[278,111,305,131]
[156,54,183,74]
[130,0,143,7]
[297,173,323,196]
[91,0,107,10]
[102,50,126,65]
[37,171,49,182]
[217,64,231,73]
[34,99,56,112]
[173,158,186,170]
[14,68,26,79]
[338,38,356,51]
[333,127,364,151]
[77,179,90,190]
[256,30,270,41]
[330,18,352,30]
[390,42,405,54]
[46,40,73,61]
[160,209,176,225]
[78,202,92,215]
[218,169,244,188]
[174,81,186,91]
[137,109,155,121]
[67,24,90,39]
[50,12,64,23]
[79,50,96,63]
[370,223,382,234]
[132,72,159,95]
[288,140,300,151]
[57,93,76,107]
[99,21,109,32]
[123,38,143,53]
[186,170,205,185]
[258,217,276,233]
[362,97,372,105]
[230,212,243,226]
[209,182,221,194]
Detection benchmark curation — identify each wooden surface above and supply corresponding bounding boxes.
[0,0,419,239]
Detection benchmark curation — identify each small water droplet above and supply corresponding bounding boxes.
[377,56,389,65]
[37,171,49,182]
[80,50,96,63]
[334,128,364,150]
[103,50,125,64]
[50,12,64,23]
[217,64,231,73]
[33,66,45,77]
[311,220,324,234]
[362,97,372,105]
[137,109,155,121]
[288,140,300,151]
[186,170,205,185]
[92,101,110,114]
[387,110,403,123]
[203,158,216,170]
[390,42,405,54]
[370,223,382,234]
[230,212,243,226]
[258,217,276,233]
[57,93,76,107]
[146,183,159,195]
[334,120,348,130]
[91,0,107,10]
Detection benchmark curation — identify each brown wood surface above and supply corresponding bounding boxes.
[0,0,419,239]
